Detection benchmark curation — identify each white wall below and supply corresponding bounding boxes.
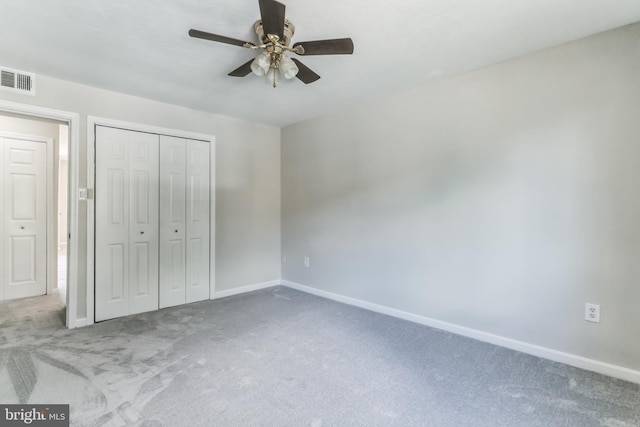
[282,23,640,374]
[0,75,281,321]
[57,159,68,249]
[0,114,62,137]
[58,125,69,250]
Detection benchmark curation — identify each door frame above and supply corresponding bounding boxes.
[0,100,81,328]
[87,116,216,325]
[0,132,54,298]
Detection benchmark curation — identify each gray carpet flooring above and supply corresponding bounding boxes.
[0,286,638,426]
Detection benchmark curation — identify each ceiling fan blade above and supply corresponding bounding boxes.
[259,0,286,40]
[293,38,354,55]
[189,29,255,48]
[291,59,320,84]
[228,59,254,77]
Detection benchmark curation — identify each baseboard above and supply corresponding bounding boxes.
[214,280,281,299]
[69,317,91,329]
[281,280,640,385]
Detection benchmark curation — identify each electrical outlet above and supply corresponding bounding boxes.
[304,257,310,268]
[585,303,600,323]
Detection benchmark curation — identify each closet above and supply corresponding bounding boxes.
[0,135,47,301]
[95,126,210,322]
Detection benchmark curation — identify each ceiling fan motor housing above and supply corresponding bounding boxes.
[254,19,295,46]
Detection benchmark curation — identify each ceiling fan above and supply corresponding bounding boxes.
[189,0,354,87]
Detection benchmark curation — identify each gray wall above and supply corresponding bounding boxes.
[0,75,281,321]
[282,23,640,371]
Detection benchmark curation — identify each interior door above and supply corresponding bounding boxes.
[1,137,47,300]
[185,140,210,303]
[95,126,159,321]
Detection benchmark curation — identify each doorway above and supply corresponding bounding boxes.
[0,100,80,328]
[0,113,69,311]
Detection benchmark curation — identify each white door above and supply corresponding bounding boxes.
[159,137,210,307]
[95,126,159,321]
[159,136,186,308]
[185,139,210,303]
[0,137,47,301]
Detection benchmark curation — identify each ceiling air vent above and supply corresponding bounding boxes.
[0,66,35,95]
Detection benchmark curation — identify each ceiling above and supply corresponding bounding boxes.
[2,1,640,127]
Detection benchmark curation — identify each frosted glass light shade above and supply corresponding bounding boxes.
[265,68,281,87]
[251,52,271,76]
[279,55,299,80]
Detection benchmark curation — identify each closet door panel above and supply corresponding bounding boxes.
[159,136,186,308]
[186,140,210,303]
[95,126,159,321]
[95,127,130,321]
[128,134,159,314]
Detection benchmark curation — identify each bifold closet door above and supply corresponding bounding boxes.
[159,136,209,308]
[0,137,47,301]
[159,136,186,308]
[185,139,210,303]
[95,126,159,321]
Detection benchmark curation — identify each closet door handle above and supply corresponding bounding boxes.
[140,231,144,235]
[20,226,25,230]
[174,229,178,233]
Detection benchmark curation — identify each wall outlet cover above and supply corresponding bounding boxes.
[585,303,600,323]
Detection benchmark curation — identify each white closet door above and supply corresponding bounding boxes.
[185,140,210,303]
[95,126,159,321]
[1,138,47,300]
[159,136,186,308]
[129,132,160,314]
[159,137,210,306]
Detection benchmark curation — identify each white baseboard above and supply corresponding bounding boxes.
[281,280,640,385]
[213,280,281,299]
[69,317,91,329]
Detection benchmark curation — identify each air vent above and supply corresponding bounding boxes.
[0,66,35,95]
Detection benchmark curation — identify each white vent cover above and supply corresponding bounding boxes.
[0,66,35,95]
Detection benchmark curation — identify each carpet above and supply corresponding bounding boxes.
[0,286,638,426]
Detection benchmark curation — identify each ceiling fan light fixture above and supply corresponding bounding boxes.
[251,51,271,76]
[265,67,281,87]
[189,0,354,87]
[279,55,298,79]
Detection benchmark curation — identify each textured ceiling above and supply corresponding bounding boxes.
[2,0,640,127]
